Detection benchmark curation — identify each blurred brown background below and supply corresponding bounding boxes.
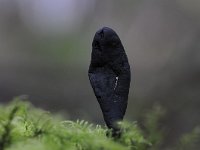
[0,0,200,145]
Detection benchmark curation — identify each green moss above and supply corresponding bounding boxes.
[0,99,199,150]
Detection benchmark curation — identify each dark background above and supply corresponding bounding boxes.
[0,0,200,145]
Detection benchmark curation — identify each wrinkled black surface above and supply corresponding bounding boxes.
[88,27,131,130]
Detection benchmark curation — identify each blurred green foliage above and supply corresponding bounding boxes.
[0,98,199,150]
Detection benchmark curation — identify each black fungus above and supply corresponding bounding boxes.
[88,27,131,136]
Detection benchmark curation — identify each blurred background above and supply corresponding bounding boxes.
[0,0,200,146]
